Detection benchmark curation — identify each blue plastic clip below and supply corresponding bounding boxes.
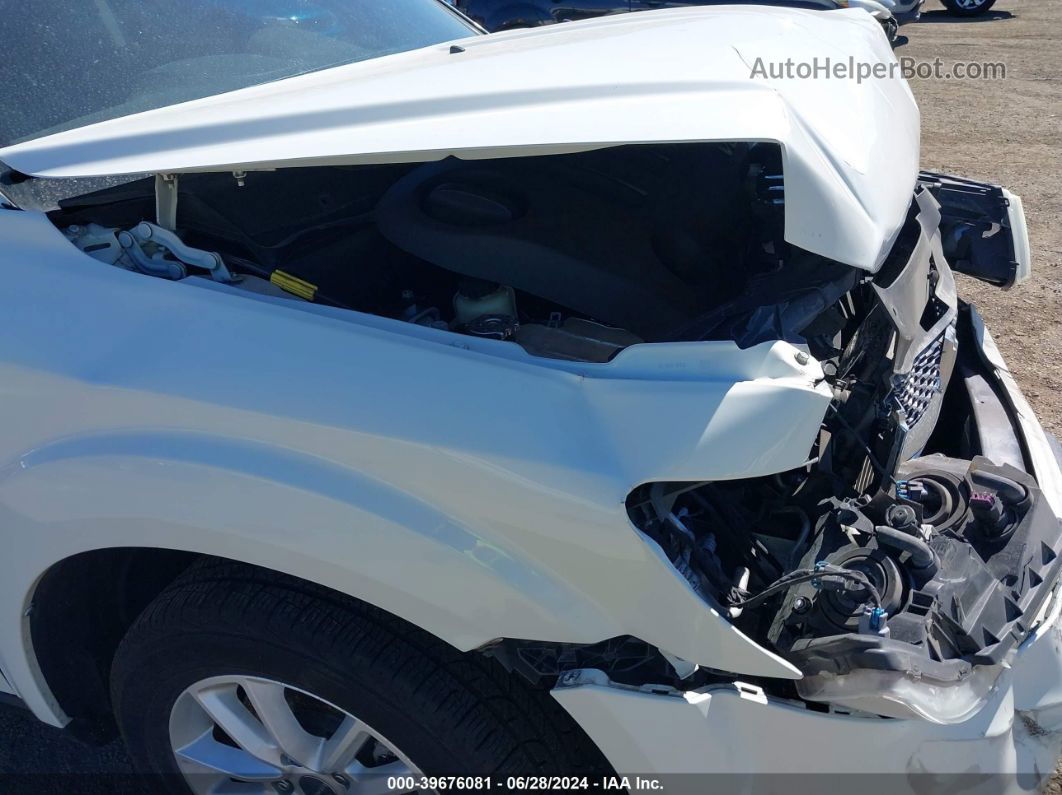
[812,560,828,590]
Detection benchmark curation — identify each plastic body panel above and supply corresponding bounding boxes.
[0,207,834,724]
[553,629,1062,786]
[921,171,1032,289]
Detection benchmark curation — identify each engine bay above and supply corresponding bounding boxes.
[51,143,856,364]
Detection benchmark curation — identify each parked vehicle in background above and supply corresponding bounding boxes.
[455,0,912,40]
[941,0,997,15]
[0,1,1059,793]
[877,0,926,24]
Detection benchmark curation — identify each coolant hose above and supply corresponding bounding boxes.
[873,525,939,584]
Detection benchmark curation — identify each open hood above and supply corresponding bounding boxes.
[0,6,918,271]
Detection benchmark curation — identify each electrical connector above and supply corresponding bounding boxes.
[858,605,890,637]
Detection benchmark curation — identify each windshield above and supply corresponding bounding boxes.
[1,0,478,148]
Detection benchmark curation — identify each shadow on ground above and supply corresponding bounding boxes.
[917,9,1015,22]
[0,703,135,793]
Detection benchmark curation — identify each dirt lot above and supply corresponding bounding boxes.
[903,0,1062,434]
[903,5,1062,786]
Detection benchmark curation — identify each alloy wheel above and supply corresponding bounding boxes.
[169,675,424,795]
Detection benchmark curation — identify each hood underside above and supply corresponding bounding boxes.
[0,6,919,271]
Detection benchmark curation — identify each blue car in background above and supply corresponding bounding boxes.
[455,0,920,40]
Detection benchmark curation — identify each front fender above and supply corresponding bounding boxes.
[0,428,612,724]
[0,209,821,725]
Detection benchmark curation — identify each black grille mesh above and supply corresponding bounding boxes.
[890,325,950,428]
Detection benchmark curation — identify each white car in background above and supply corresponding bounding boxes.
[0,0,1059,793]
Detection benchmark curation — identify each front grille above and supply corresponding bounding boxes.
[890,325,950,428]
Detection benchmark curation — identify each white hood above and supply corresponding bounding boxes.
[0,6,919,271]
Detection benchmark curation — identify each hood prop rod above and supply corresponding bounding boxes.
[155,173,178,231]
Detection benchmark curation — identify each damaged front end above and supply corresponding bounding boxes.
[9,119,1054,728]
[627,176,1060,725]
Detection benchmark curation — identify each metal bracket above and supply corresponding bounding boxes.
[155,173,178,230]
[126,222,235,283]
[65,221,235,283]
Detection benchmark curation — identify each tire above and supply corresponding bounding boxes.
[941,0,997,16]
[111,559,612,793]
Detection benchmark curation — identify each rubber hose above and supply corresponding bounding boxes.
[874,525,939,584]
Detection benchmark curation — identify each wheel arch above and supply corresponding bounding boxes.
[23,545,587,745]
[27,547,200,742]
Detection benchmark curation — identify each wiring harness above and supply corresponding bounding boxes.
[726,562,883,612]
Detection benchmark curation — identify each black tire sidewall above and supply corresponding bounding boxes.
[114,628,486,785]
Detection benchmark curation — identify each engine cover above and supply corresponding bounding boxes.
[375,147,752,339]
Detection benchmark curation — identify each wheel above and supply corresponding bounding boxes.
[111,560,611,794]
[941,0,997,16]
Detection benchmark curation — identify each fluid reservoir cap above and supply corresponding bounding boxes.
[466,314,518,340]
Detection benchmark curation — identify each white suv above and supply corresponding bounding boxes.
[0,1,1059,792]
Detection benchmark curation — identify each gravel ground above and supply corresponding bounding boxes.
[905,0,1062,435]
[0,0,1059,789]
[906,12,1062,783]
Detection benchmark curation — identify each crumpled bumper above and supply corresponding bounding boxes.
[554,591,1062,792]
[553,312,1062,791]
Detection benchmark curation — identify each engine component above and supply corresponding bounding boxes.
[375,154,734,339]
[515,318,642,363]
[970,492,1009,537]
[453,279,517,326]
[465,314,518,340]
[871,525,938,584]
[884,503,918,532]
[801,543,906,634]
[628,450,1062,722]
[727,563,883,616]
[857,605,890,637]
[770,457,1059,720]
